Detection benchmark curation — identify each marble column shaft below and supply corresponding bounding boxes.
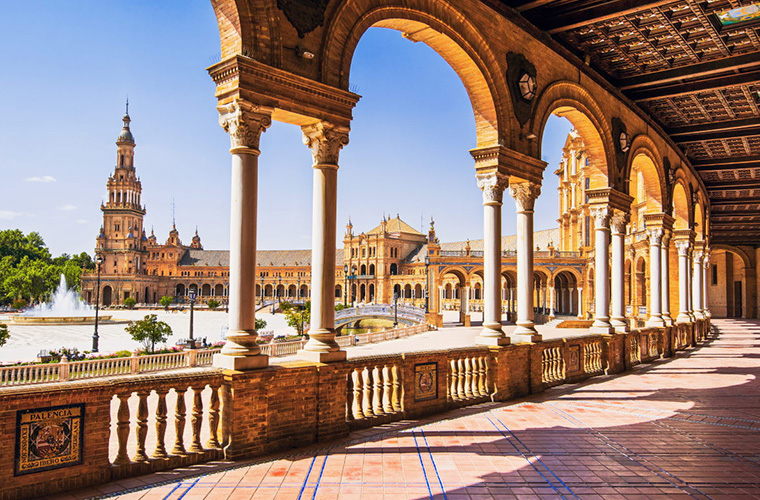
[610,212,628,332]
[646,229,665,327]
[675,240,692,324]
[510,182,542,341]
[661,234,673,325]
[693,249,705,319]
[590,206,613,334]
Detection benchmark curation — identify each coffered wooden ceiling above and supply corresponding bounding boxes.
[497,0,760,245]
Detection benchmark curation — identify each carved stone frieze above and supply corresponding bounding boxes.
[476,172,509,205]
[217,100,272,151]
[302,122,350,165]
[509,182,541,212]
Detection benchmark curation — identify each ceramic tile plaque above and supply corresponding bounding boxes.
[568,344,581,373]
[15,403,84,476]
[415,362,437,401]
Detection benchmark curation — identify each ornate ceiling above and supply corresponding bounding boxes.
[498,0,760,245]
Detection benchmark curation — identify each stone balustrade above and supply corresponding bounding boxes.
[0,319,711,500]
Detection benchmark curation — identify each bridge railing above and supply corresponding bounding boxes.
[335,304,427,324]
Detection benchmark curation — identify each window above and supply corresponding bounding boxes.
[712,264,718,285]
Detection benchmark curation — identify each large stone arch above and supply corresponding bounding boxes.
[549,266,582,283]
[625,135,666,214]
[322,0,509,147]
[210,0,281,64]
[531,80,616,189]
[671,178,692,231]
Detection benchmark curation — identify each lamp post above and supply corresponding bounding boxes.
[92,254,103,352]
[277,274,282,312]
[343,264,348,306]
[259,271,265,310]
[393,292,399,328]
[351,265,357,305]
[188,289,197,349]
[424,254,430,313]
[224,280,229,313]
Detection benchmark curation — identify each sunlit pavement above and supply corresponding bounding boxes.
[43,318,760,499]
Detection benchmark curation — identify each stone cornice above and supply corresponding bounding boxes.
[643,213,675,231]
[672,229,695,243]
[585,188,634,213]
[208,55,361,128]
[471,146,546,186]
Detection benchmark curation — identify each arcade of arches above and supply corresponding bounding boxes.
[81,0,760,371]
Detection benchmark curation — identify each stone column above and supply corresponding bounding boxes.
[703,252,711,317]
[510,182,542,341]
[687,247,695,321]
[610,212,629,332]
[646,229,665,327]
[590,206,613,334]
[214,100,271,370]
[577,287,583,319]
[693,248,705,319]
[476,172,509,345]
[299,122,349,362]
[675,240,691,324]
[548,285,555,319]
[661,232,673,326]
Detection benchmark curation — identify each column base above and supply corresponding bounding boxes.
[610,318,629,333]
[475,335,510,346]
[590,319,613,334]
[694,311,705,320]
[213,353,269,371]
[512,322,541,342]
[297,349,347,363]
[676,313,692,325]
[646,317,666,328]
[662,314,674,326]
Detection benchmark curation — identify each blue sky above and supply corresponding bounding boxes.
[0,1,571,257]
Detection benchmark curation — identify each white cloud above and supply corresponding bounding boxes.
[0,211,23,220]
[76,219,88,224]
[58,204,77,211]
[25,175,57,183]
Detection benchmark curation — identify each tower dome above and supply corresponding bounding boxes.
[117,113,135,144]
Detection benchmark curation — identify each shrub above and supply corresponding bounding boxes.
[0,324,8,348]
[255,317,267,331]
[334,303,348,311]
[123,297,137,309]
[11,299,27,310]
[159,295,173,311]
[125,314,172,353]
[207,299,220,310]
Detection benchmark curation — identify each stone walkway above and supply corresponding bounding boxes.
[46,318,760,499]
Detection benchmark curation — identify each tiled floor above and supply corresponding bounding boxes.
[49,318,760,499]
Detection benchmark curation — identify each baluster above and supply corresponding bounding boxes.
[464,358,473,398]
[351,369,363,420]
[133,390,150,462]
[478,357,487,396]
[372,366,384,416]
[382,365,393,414]
[456,358,465,399]
[449,360,458,399]
[207,384,221,449]
[391,365,401,412]
[172,387,187,455]
[152,388,169,458]
[361,367,374,417]
[189,386,204,452]
[113,393,131,465]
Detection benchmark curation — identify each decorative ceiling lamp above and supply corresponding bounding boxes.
[619,131,631,153]
[518,73,537,101]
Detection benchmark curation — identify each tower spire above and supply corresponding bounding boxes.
[125,97,129,116]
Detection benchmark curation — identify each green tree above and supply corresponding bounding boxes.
[255,317,267,332]
[279,301,293,313]
[126,314,172,353]
[0,323,9,348]
[284,301,310,336]
[123,297,137,309]
[207,299,220,310]
[159,295,173,310]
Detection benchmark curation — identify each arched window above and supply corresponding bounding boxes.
[360,264,367,275]
[369,264,375,275]
[390,263,398,275]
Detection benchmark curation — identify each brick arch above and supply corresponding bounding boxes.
[671,175,692,231]
[712,244,753,269]
[550,267,582,284]
[439,267,468,286]
[625,135,666,213]
[693,190,709,240]
[210,0,281,64]
[322,1,508,147]
[531,81,615,189]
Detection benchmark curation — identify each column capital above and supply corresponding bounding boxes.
[302,121,350,166]
[217,99,273,153]
[509,182,541,212]
[476,171,509,205]
[647,228,664,246]
[589,205,611,229]
[693,249,704,263]
[675,239,691,256]
[610,211,629,235]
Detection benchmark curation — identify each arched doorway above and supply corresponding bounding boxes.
[102,286,112,306]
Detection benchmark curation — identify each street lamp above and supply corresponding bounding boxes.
[92,254,104,352]
[351,265,357,305]
[224,280,229,313]
[259,271,265,309]
[297,276,301,303]
[424,254,430,313]
[343,264,348,306]
[188,289,197,349]
[277,274,282,312]
[393,292,399,328]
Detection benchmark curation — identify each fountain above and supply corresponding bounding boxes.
[12,275,112,324]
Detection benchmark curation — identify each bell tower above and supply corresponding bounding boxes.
[97,103,147,276]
